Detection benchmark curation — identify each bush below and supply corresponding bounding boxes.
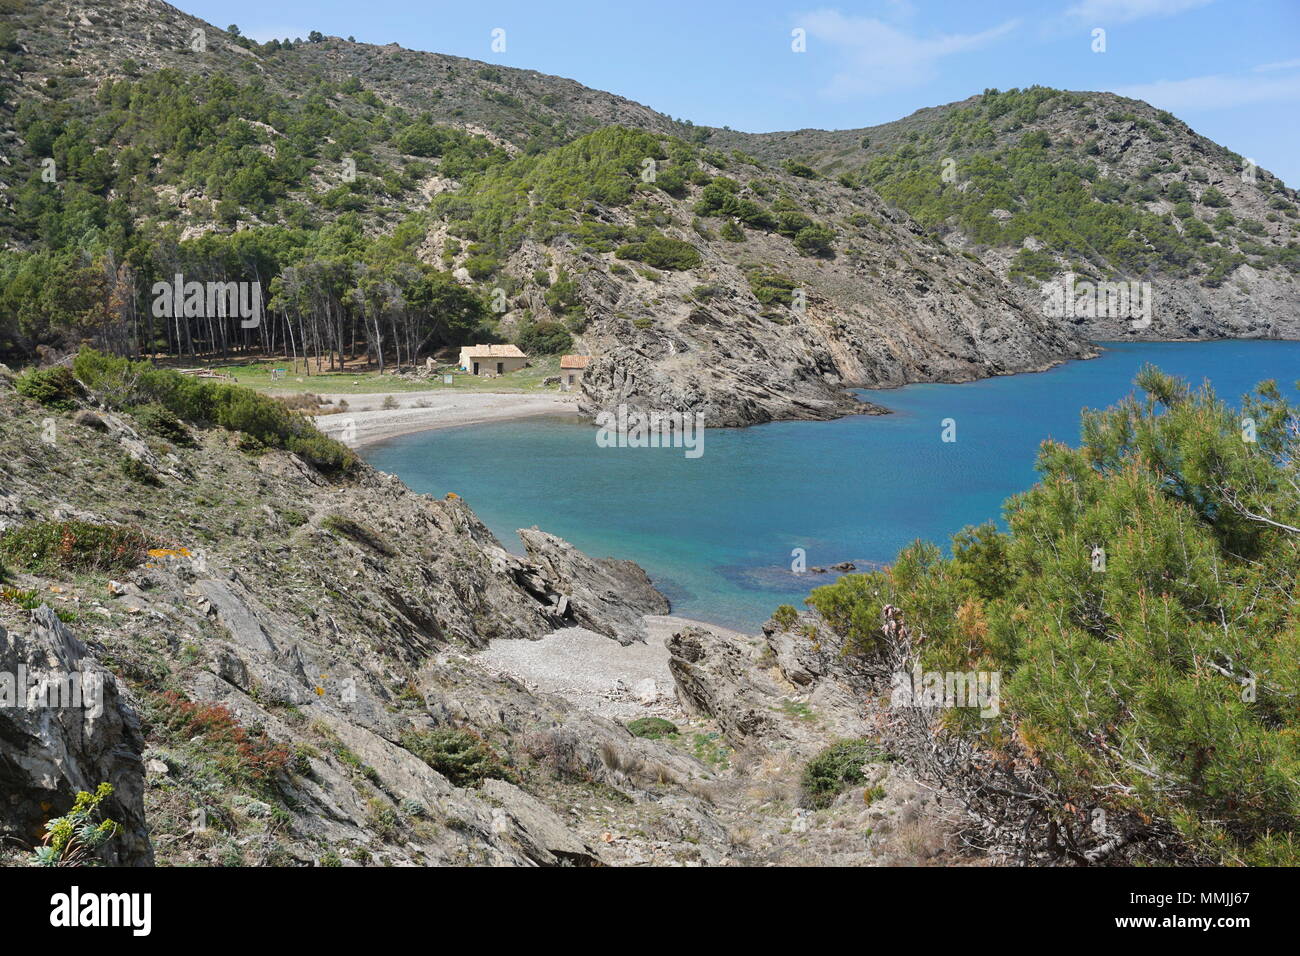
[801,739,883,809]
[120,456,160,486]
[400,728,515,788]
[614,233,702,271]
[793,224,835,257]
[0,520,156,574]
[72,349,356,476]
[133,404,193,445]
[149,691,290,785]
[772,604,799,630]
[516,320,572,355]
[15,367,83,409]
[626,717,677,739]
[809,368,1300,864]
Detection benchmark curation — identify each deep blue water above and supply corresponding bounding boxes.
[366,341,1300,631]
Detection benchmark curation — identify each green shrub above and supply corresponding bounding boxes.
[0,520,156,574]
[120,456,160,486]
[626,717,677,739]
[516,320,572,355]
[772,604,799,630]
[33,783,120,866]
[321,515,396,556]
[801,739,883,809]
[809,367,1300,864]
[793,224,835,257]
[615,233,702,271]
[14,367,83,409]
[400,728,516,788]
[72,349,356,476]
[133,404,193,445]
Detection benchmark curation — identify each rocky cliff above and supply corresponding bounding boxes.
[0,364,963,866]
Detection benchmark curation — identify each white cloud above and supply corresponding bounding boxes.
[798,9,1019,97]
[1063,0,1214,23]
[1114,69,1300,111]
[1255,57,1300,73]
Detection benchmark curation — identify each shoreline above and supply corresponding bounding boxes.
[312,391,580,448]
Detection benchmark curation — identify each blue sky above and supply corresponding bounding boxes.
[183,0,1300,184]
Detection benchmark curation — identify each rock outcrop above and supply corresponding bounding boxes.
[517,528,669,644]
[0,608,152,866]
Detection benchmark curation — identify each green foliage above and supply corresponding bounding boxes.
[120,456,160,486]
[149,691,290,786]
[72,349,357,475]
[850,86,1296,283]
[1008,246,1059,282]
[772,604,799,630]
[33,783,120,867]
[133,404,193,445]
[0,520,156,575]
[801,739,884,809]
[400,728,516,788]
[14,367,83,409]
[626,717,678,739]
[809,368,1300,863]
[431,126,670,256]
[782,160,817,179]
[747,270,798,307]
[614,232,702,271]
[1201,186,1229,208]
[792,223,835,257]
[516,320,572,355]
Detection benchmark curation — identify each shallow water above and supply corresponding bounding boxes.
[366,341,1300,631]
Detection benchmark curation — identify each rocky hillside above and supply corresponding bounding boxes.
[2,3,1292,427]
[1,0,1089,427]
[710,87,1300,340]
[0,359,968,866]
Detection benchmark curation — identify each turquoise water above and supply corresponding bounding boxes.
[366,341,1300,631]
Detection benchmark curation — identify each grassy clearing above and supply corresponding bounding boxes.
[204,356,565,396]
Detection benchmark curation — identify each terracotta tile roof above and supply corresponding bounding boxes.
[461,344,526,358]
[560,354,592,369]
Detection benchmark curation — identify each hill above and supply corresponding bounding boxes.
[709,87,1300,339]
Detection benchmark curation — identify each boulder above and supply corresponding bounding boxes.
[0,607,152,865]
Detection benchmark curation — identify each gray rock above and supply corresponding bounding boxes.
[517,527,669,643]
[0,607,152,865]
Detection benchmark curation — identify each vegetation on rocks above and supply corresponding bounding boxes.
[399,728,517,788]
[0,519,156,575]
[801,739,886,810]
[808,367,1300,864]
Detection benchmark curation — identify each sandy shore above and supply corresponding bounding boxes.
[310,391,580,448]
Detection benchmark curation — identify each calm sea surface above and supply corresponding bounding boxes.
[365,341,1300,631]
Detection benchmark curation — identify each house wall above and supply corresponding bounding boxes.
[467,356,528,376]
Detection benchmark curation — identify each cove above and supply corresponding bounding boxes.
[365,341,1300,631]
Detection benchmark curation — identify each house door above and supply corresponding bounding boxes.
[473,362,479,375]
[496,362,504,374]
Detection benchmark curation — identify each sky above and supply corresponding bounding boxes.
[182,0,1300,185]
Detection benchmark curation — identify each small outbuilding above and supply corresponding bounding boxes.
[459,344,528,376]
[559,355,591,391]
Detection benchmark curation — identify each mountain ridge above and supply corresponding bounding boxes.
[0,0,1294,427]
